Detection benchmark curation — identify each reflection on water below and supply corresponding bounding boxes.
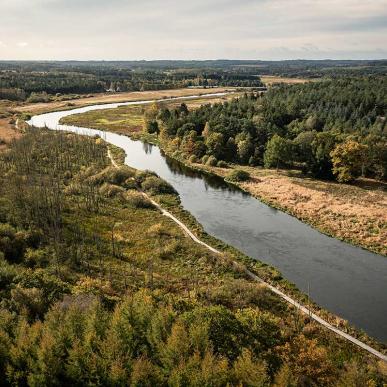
[164,156,245,193]
[143,142,153,154]
[29,100,387,343]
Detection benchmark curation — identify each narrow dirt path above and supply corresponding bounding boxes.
[107,148,387,362]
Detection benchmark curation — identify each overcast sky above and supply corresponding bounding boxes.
[1,0,386,60]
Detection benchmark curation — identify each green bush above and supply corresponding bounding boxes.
[123,178,137,190]
[201,155,209,164]
[141,176,177,195]
[0,254,19,289]
[24,247,52,268]
[125,191,154,209]
[226,169,250,182]
[89,166,135,187]
[206,156,218,166]
[135,170,158,185]
[14,269,70,318]
[188,155,198,163]
[157,240,181,260]
[27,92,50,103]
[0,224,25,263]
[106,166,135,185]
[99,183,125,198]
[145,120,159,134]
[217,160,228,168]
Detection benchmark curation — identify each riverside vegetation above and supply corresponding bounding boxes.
[61,76,387,255]
[0,129,386,386]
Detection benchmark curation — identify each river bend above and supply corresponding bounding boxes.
[29,93,387,342]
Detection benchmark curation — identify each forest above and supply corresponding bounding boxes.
[1,59,386,102]
[0,129,386,386]
[151,76,386,182]
[0,62,263,102]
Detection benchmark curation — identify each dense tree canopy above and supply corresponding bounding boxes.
[155,77,386,181]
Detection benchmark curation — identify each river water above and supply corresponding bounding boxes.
[29,94,387,343]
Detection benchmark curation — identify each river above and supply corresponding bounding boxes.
[29,93,387,343]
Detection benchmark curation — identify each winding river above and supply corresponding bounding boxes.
[29,93,387,343]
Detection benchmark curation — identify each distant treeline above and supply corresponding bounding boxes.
[1,59,386,73]
[0,65,263,101]
[150,76,386,182]
[1,59,386,101]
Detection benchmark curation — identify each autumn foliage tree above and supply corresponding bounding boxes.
[330,140,369,182]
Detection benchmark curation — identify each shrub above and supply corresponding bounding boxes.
[206,156,218,166]
[123,178,137,190]
[0,254,18,289]
[10,285,46,320]
[201,155,209,164]
[89,166,135,187]
[135,170,158,185]
[141,176,177,195]
[157,239,180,260]
[226,169,250,182]
[107,166,135,185]
[125,191,154,209]
[188,155,198,163]
[0,224,26,263]
[145,120,159,134]
[217,160,228,168]
[64,183,82,195]
[24,247,52,268]
[27,92,50,103]
[99,183,125,198]
[14,269,70,317]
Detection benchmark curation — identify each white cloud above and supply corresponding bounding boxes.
[0,0,386,59]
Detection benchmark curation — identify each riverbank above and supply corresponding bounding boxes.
[136,132,387,258]
[58,95,387,257]
[105,142,387,359]
[32,95,387,348]
[177,159,387,257]
[108,144,387,361]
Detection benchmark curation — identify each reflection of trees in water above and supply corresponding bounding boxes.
[164,155,242,194]
[142,142,153,154]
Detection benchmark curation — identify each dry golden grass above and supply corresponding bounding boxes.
[162,93,241,109]
[0,116,23,150]
[261,76,314,85]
